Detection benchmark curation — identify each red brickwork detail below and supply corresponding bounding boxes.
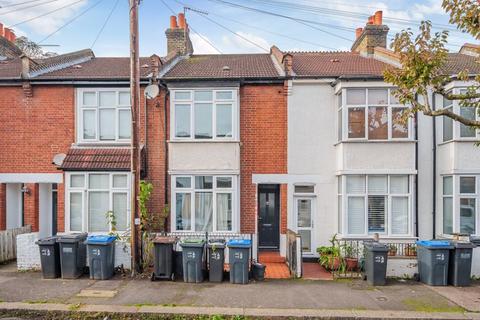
[57,182,65,233]
[0,183,6,230]
[280,184,287,234]
[23,183,39,232]
[240,84,287,234]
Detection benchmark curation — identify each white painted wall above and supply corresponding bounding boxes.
[6,183,22,229]
[38,183,52,238]
[169,142,240,173]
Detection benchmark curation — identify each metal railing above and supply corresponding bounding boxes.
[286,229,302,278]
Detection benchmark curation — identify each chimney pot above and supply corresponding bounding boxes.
[356,27,363,39]
[170,15,178,28]
[367,16,374,25]
[4,28,11,41]
[0,23,4,38]
[178,13,186,29]
[374,11,383,25]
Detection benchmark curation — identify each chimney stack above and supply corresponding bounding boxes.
[165,13,193,56]
[351,10,389,55]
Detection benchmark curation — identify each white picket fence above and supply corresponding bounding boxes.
[0,225,31,263]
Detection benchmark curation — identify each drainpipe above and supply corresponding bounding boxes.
[414,104,419,238]
[143,86,148,177]
[432,92,437,239]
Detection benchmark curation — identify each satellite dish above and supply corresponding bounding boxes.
[144,84,160,100]
[52,153,66,166]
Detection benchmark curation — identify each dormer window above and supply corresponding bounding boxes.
[77,88,131,144]
[171,88,238,141]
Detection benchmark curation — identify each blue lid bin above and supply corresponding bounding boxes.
[416,240,454,286]
[85,235,116,280]
[227,239,251,284]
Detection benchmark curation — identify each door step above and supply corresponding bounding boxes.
[258,251,286,263]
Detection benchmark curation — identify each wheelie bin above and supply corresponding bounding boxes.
[85,235,116,280]
[449,241,475,286]
[57,233,88,279]
[227,239,251,284]
[180,238,205,283]
[207,239,226,282]
[152,236,176,281]
[416,240,453,286]
[36,236,61,279]
[363,242,388,286]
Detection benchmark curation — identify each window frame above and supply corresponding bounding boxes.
[338,174,413,237]
[171,88,239,141]
[442,175,480,236]
[171,174,239,232]
[65,172,131,233]
[338,87,411,142]
[76,88,132,144]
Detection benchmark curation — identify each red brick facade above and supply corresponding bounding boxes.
[240,84,288,234]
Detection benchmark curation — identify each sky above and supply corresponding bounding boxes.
[0,0,477,57]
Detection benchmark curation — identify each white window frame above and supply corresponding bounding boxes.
[338,174,413,237]
[339,88,412,142]
[442,175,480,236]
[293,184,316,254]
[442,87,479,142]
[170,88,239,141]
[76,88,131,144]
[65,172,131,233]
[171,174,239,232]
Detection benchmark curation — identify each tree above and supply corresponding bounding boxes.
[14,36,57,59]
[384,0,479,128]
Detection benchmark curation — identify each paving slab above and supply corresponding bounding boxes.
[428,283,480,312]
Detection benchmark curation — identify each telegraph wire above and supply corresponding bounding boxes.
[0,0,68,16]
[90,0,120,49]
[0,0,46,9]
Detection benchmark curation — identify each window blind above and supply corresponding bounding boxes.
[368,195,386,233]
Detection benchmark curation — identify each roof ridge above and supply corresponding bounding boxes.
[287,50,355,54]
[29,48,95,78]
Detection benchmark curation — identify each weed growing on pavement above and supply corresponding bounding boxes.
[402,298,464,313]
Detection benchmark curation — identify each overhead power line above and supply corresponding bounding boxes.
[8,0,85,28]
[0,0,46,9]
[0,0,69,16]
[90,0,119,49]
[38,0,105,44]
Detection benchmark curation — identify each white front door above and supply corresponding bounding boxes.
[295,197,314,254]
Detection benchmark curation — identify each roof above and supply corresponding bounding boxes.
[442,53,480,75]
[0,37,22,60]
[288,51,389,77]
[29,49,95,77]
[60,148,131,171]
[163,54,281,79]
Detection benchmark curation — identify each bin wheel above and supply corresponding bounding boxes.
[362,273,367,281]
[171,273,175,281]
[413,273,420,282]
[151,273,156,282]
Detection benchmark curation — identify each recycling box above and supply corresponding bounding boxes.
[416,240,454,286]
[85,235,116,280]
[36,236,61,279]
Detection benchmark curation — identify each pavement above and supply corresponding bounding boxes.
[1,261,480,319]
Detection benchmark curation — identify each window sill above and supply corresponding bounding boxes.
[438,139,480,146]
[334,139,416,146]
[168,140,240,144]
[74,142,131,148]
[337,235,417,241]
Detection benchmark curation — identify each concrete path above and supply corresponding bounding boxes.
[0,262,478,319]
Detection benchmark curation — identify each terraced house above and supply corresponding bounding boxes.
[0,12,479,277]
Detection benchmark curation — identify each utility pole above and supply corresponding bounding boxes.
[129,0,141,274]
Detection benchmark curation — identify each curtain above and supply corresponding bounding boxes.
[70,192,82,231]
[99,108,115,140]
[217,193,232,231]
[216,104,233,138]
[348,196,365,234]
[391,197,408,235]
[82,110,96,139]
[113,193,128,231]
[176,193,191,230]
[118,110,131,139]
[195,192,213,231]
[88,191,109,232]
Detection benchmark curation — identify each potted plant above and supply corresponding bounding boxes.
[316,234,341,270]
[387,244,397,256]
[342,243,359,271]
[405,245,417,257]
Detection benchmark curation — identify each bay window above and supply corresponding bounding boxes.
[338,88,410,141]
[441,88,479,142]
[172,89,238,141]
[173,175,237,232]
[67,172,130,232]
[77,89,131,143]
[339,175,412,236]
[443,175,479,235]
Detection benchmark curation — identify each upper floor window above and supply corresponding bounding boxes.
[171,89,238,141]
[77,89,131,143]
[442,88,479,142]
[338,88,410,141]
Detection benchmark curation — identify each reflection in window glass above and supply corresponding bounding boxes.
[460,198,475,235]
[176,193,191,230]
[194,103,213,139]
[195,176,213,189]
[216,177,232,188]
[392,108,409,138]
[216,104,232,138]
[368,89,388,105]
[368,106,388,140]
[175,104,191,138]
[348,107,365,138]
[460,106,476,137]
[176,177,191,188]
[346,88,366,105]
[460,177,476,194]
[443,108,453,141]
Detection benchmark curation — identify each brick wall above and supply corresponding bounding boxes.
[0,183,5,230]
[240,84,288,234]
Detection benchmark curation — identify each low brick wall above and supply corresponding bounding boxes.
[16,233,131,271]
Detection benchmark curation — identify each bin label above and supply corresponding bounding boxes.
[460,253,471,259]
[435,253,445,261]
[374,255,385,264]
[92,248,101,256]
[62,247,73,254]
[234,252,243,260]
[211,252,220,260]
[187,252,195,259]
[41,248,51,256]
